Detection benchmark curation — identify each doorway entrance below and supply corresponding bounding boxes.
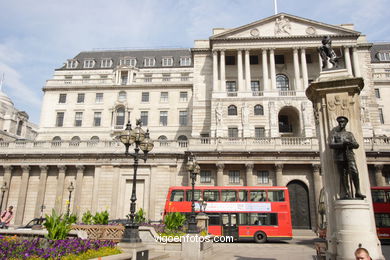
[287,180,311,229]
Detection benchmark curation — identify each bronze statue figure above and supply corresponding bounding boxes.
[329,116,366,199]
[318,36,340,69]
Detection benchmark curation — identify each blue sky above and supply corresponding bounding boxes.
[0,0,389,124]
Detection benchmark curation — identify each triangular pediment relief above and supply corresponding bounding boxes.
[210,13,360,40]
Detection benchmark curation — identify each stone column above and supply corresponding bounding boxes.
[245,163,254,186]
[244,50,251,92]
[293,48,301,91]
[344,46,353,76]
[213,50,219,92]
[262,49,269,91]
[300,48,309,90]
[73,165,85,215]
[352,47,361,77]
[91,165,101,213]
[127,71,131,85]
[312,164,322,228]
[34,166,48,218]
[54,165,66,214]
[274,164,283,186]
[216,163,224,186]
[14,165,30,225]
[237,49,243,91]
[269,49,276,90]
[1,166,12,212]
[220,50,226,92]
[306,75,384,260]
[129,70,134,84]
[374,164,385,187]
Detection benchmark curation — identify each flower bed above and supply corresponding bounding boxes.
[0,235,121,259]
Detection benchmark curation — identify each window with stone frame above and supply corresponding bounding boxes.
[257,171,269,184]
[94,112,102,127]
[66,60,78,69]
[160,92,169,102]
[276,74,289,90]
[229,170,240,184]
[83,59,95,68]
[379,108,385,124]
[74,112,83,127]
[375,89,381,99]
[255,127,266,138]
[228,105,237,116]
[95,93,103,103]
[254,105,264,115]
[160,111,168,126]
[180,57,191,66]
[140,111,148,126]
[118,91,127,102]
[77,93,85,104]
[116,107,125,126]
[180,92,188,102]
[58,94,67,104]
[228,127,238,138]
[179,111,188,126]
[56,112,64,127]
[141,92,149,102]
[200,170,212,183]
[251,81,260,92]
[101,58,112,68]
[377,52,390,61]
[144,57,155,67]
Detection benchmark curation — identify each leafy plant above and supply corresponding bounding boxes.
[43,209,72,240]
[164,212,186,231]
[81,210,93,225]
[65,213,78,225]
[135,208,146,224]
[92,210,109,225]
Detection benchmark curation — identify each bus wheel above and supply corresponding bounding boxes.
[254,231,267,243]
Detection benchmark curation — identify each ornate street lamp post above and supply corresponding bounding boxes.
[187,154,200,233]
[119,119,154,243]
[67,182,74,217]
[0,182,8,212]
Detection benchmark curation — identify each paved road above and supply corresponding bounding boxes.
[210,239,390,260]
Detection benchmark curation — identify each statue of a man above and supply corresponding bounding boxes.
[215,103,223,126]
[329,116,366,199]
[318,36,340,69]
[242,102,249,124]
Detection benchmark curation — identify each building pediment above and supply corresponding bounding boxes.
[210,13,360,40]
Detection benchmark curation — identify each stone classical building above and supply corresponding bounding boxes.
[0,86,38,142]
[0,13,389,230]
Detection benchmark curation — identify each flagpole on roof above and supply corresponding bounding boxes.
[274,0,278,15]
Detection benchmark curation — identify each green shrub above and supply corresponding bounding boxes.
[92,210,109,225]
[135,208,146,224]
[81,210,93,225]
[43,209,72,240]
[164,212,186,231]
[65,213,78,225]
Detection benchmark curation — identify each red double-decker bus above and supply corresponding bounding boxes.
[164,186,292,243]
[371,187,390,243]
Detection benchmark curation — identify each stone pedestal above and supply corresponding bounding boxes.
[196,213,209,231]
[306,70,384,260]
[118,242,149,260]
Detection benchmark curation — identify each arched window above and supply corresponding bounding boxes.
[70,136,81,146]
[276,74,289,91]
[16,121,23,136]
[254,105,264,116]
[52,136,62,147]
[158,135,168,146]
[177,135,188,148]
[90,136,99,142]
[228,105,237,116]
[116,107,125,126]
[118,91,127,102]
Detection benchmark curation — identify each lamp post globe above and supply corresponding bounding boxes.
[119,120,153,243]
[67,182,74,217]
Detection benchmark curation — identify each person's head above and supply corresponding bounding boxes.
[8,206,13,211]
[355,248,370,260]
[336,116,348,129]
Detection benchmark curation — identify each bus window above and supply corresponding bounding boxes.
[208,213,221,226]
[372,190,386,203]
[238,213,249,225]
[238,190,248,201]
[249,213,278,226]
[170,190,184,201]
[375,213,390,228]
[204,190,220,201]
[250,190,266,201]
[268,190,285,202]
[222,190,237,201]
[186,190,201,201]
